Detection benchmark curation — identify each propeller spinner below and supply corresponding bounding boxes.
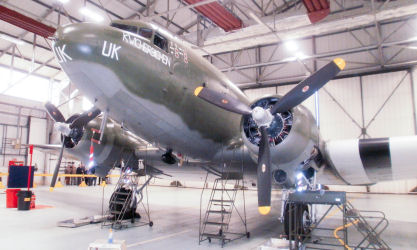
[194,58,345,214]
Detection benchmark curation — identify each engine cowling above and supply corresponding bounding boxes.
[65,118,140,177]
[241,96,319,186]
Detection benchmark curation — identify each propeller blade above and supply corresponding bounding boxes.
[50,141,65,191]
[45,102,66,123]
[271,58,345,114]
[70,108,101,129]
[194,87,252,115]
[257,126,272,215]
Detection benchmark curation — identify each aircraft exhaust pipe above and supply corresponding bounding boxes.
[273,169,287,184]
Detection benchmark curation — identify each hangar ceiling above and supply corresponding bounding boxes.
[0,0,416,90]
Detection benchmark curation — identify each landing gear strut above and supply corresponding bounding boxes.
[280,169,317,241]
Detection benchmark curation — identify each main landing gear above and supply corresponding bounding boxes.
[280,170,317,241]
[283,203,312,240]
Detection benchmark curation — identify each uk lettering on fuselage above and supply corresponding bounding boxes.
[53,30,189,68]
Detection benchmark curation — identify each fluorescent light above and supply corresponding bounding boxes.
[82,97,93,111]
[0,34,25,45]
[57,0,70,3]
[285,40,298,52]
[79,7,104,22]
[295,51,307,60]
[248,12,264,26]
[137,147,160,151]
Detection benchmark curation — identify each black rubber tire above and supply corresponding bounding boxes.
[283,203,311,240]
[246,232,250,238]
[149,221,153,227]
[208,237,211,243]
[109,188,136,220]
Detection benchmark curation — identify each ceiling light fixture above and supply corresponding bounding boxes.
[79,7,104,22]
[0,34,25,45]
[285,40,298,52]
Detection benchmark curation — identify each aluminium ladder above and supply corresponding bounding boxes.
[199,167,249,247]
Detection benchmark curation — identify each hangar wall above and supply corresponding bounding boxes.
[244,69,417,193]
[0,94,49,185]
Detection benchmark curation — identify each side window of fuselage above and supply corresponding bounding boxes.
[139,28,153,39]
[110,23,138,34]
[154,33,168,52]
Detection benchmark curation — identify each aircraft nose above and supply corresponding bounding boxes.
[52,23,103,64]
[54,23,99,42]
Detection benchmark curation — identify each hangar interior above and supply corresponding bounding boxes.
[0,0,417,249]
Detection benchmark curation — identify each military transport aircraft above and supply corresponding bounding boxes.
[39,19,417,234]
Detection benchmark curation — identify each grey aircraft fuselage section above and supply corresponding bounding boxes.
[52,20,321,185]
[53,21,246,161]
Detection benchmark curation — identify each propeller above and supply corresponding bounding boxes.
[194,58,345,214]
[45,102,101,191]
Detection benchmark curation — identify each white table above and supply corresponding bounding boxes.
[88,239,126,250]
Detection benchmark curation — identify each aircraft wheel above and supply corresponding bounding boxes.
[284,203,311,240]
[246,232,250,238]
[149,221,153,227]
[208,237,211,243]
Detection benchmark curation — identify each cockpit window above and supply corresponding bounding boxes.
[154,33,168,52]
[111,23,138,34]
[138,28,153,39]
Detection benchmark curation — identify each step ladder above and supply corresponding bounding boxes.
[199,168,249,247]
[343,201,390,249]
[102,168,153,230]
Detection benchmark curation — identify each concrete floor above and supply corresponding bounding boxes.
[0,185,416,250]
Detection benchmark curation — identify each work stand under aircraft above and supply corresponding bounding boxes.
[280,190,390,249]
[101,163,153,230]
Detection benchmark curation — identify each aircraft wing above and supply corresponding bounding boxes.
[320,136,417,185]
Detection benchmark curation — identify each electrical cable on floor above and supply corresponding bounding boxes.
[333,219,359,250]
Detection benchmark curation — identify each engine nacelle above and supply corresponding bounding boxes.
[66,118,139,177]
[241,96,319,185]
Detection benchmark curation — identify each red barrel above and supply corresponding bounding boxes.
[6,188,21,208]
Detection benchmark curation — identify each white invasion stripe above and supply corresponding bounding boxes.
[326,139,372,185]
[89,153,94,158]
[389,136,417,180]
[126,229,190,247]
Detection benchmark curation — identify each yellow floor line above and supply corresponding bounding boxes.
[323,196,358,220]
[126,229,191,247]
[0,172,120,178]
